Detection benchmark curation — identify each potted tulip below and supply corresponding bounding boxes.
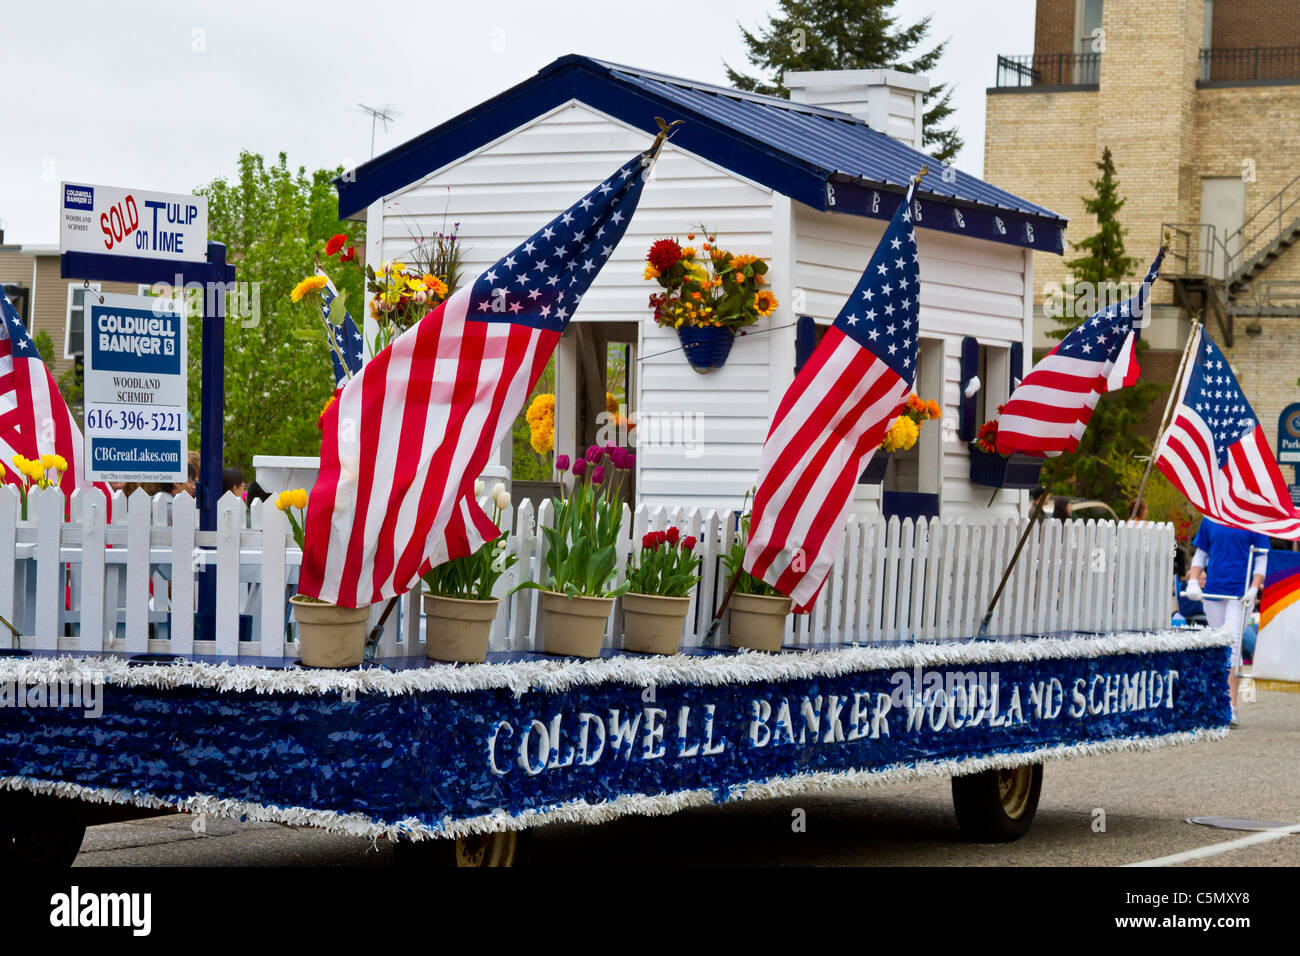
[279,489,371,668]
[420,481,517,662]
[720,507,792,652]
[622,526,702,654]
[512,445,634,658]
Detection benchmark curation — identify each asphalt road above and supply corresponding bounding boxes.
[71,688,1300,868]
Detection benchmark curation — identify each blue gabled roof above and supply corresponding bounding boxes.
[336,54,1066,254]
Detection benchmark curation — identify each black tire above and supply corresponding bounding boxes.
[392,828,529,868]
[951,763,1042,842]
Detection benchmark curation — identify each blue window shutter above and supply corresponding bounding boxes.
[959,336,979,442]
[1010,342,1024,395]
[794,315,817,374]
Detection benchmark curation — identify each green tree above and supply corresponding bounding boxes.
[724,0,962,162]
[1040,147,1161,511]
[192,152,364,478]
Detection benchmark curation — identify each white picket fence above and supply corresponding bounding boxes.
[0,486,1176,657]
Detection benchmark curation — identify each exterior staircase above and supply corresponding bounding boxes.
[1162,171,1300,346]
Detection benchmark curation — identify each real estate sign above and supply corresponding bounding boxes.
[83,293,188,482]
[60,182,207,264]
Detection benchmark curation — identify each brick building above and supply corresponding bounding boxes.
[985,0,1300,466]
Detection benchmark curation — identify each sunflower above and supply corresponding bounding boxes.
[752,289,778,317]
[290,275,329,303]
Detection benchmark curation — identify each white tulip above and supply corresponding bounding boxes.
[475,479,485,496]
[495,490,511,511]
[491,482,506,499]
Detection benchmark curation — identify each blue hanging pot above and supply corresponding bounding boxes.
[676,325,735,374]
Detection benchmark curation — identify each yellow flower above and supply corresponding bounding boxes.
[321,394,337,418]
[680,246,697,259]
[292,489,309,509]
[25,461,43,481]
[753,289,778,317]
[880,416,920,453]
[422,274,448,296]
[643,264,660,280]
[605,392,619,415]
[52,455,68,473]
[40,453,56,470]
[392,262,406,274]
[290,275,329,303]
[275,492,289,511]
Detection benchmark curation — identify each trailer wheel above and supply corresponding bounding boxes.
[951,763,1042,842]
[0,820,86,867]
[392,829,526,867]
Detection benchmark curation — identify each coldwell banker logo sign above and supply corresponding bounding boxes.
[83,293,188,483]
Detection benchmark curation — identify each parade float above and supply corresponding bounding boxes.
[0,57,1234,868]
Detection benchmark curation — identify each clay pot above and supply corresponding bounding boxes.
[728,592,792,652]
[622,592,690,655]
[540,591,614,658]
[423,595,499,663]
[291,596,370,668]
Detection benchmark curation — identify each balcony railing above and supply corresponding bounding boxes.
[994,53,1100,89]
[1200,46,1300,83]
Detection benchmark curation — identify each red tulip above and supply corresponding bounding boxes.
[665,526,680,545]
[681,535,697,551]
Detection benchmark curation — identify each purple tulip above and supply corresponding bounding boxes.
[591,465,606,485]
[604,443,617,454]
[572,459,587,478]
[586,445,602,462]
[555,454,570,472]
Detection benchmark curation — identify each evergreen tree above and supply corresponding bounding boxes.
[724,0,961,161]
[1040,147,1161,510]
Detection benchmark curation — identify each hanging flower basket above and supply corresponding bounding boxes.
[676,325,735,374]
[969,447,1044,490]
[859,453,888,484]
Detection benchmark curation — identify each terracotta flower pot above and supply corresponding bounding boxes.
[540,591,614,658]
[622,592,690,655]
[291,596,370,668]
[423,594,499,663]
[728,592,792,652]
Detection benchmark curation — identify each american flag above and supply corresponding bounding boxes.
[996,248,1164,456]
[744,177,922,609]
[0,285,108,508]
[1154,326,1300,538]
[315,268,364,391]
[299,152,653,607]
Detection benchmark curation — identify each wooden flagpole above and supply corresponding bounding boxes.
[976,488,1050,637]
[1129,315,1200,518]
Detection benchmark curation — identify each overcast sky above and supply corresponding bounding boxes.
[1,0,1033,245]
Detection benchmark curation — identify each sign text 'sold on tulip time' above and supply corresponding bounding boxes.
[83,293,188,483]
[60,182,207,263]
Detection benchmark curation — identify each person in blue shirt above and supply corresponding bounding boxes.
[1184,518,1268,721]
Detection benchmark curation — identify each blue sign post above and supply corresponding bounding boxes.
[1278,402,1300,503]
[62,243,235,631]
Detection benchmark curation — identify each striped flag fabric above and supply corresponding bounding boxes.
[299,152,654,608]
[0,285,109,509]
[744,177,922,609]
[315,268,364,391]
[1254,550,1300,682]
[996,248,1165,456]
[1154,326,1300,538]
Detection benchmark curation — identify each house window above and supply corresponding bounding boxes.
[881,338,944,493]
[65,283,100,360]
[2,284,28,324]
[959,337,1012,440]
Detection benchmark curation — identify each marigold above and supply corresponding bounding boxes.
[880,415,920,453]
[422,274,448,296]
[290,275,328,303]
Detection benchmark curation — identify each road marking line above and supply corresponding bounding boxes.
[1125,822,1300,867]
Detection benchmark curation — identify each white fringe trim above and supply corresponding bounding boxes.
[0,725,1227,842]
[0,628,1233,700]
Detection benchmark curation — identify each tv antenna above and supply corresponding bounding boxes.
[356,103,398,158]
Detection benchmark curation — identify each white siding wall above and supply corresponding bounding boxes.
[373,101,779,516]
[366,100,1035,520]
[792,204,1032,519]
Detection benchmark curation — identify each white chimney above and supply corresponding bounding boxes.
[783,68,930,149]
